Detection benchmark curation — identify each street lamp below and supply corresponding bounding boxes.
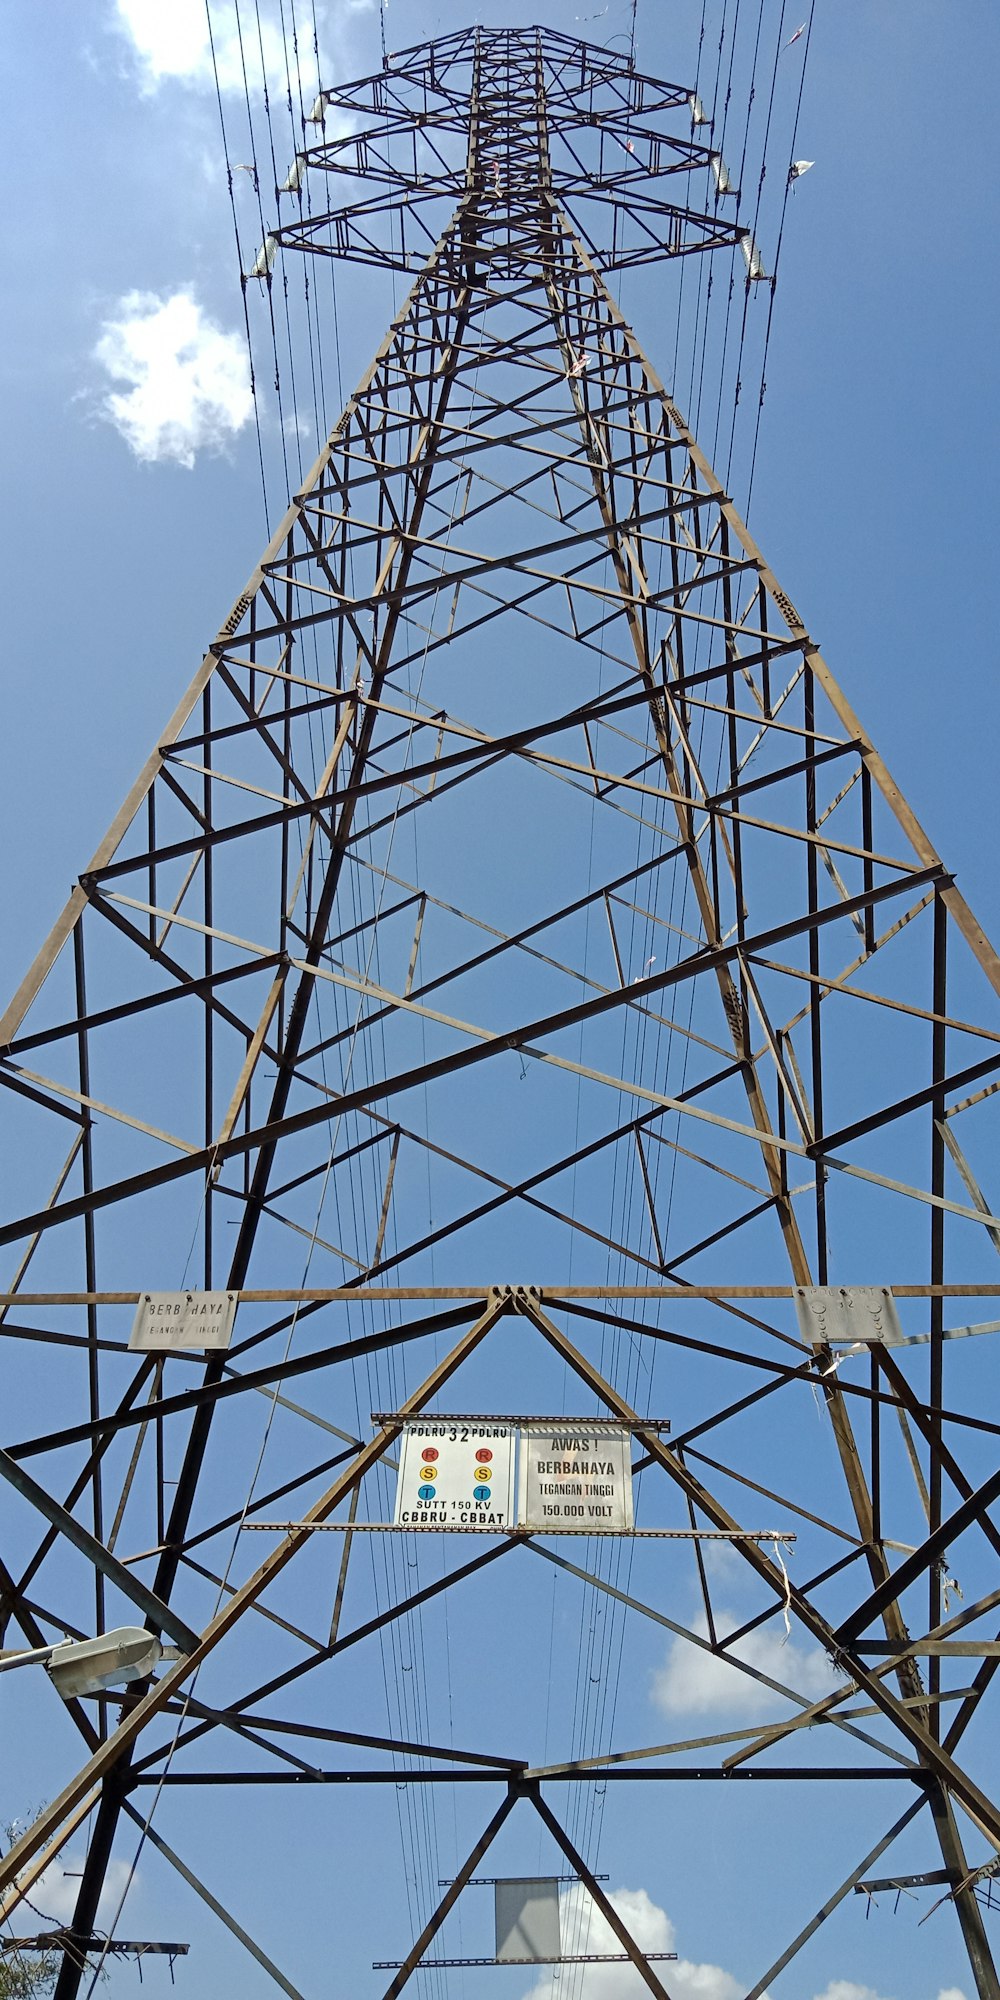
[0,1627,187,1698]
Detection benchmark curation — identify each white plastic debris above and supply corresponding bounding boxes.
[281,156,305,194]
[307,92,326,125]
[689,92,710,126]
[248,235,278,280]
[710,153,732,194]
[789,159,814,182]
[568,351,589,379]
[740,232,768,281]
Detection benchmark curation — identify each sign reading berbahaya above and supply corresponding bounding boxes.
[129,1291,237,1353]
[517,1424,634,1532]
[393,1421,516,1530]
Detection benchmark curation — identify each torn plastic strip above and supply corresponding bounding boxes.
[689,92,710,126]
[825,1318,1000,1351]
[280,157,306,194]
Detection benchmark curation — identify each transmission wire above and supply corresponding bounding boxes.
[744,0,817,514]
[204,0,272,530]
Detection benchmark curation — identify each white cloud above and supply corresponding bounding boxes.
[518,1887,962,2000]
[811,1985,967,2000]
[811,1986,892,2000]
[651,1609,844,1719]
[10,1851,134,1930]
[112,0,315,96]
[94,290,253,467]
[111,0,374,98]
[521,1885,752,2000]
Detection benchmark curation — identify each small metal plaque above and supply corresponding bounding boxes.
[129,1291,237,1353]
[794,1286,903,1348]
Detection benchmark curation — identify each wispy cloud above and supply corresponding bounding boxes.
[113,0,303,95]
[651,1608,843,1718]
[94,289,253,467]
[110,0,372,97]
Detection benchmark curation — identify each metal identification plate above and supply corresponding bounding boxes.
[129,1291,237,1353]
[794,1286,903,1347]
[393,1420,516,1529]
[517,1424,634,1532]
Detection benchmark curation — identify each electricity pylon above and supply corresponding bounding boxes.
[2,27,1000,2000]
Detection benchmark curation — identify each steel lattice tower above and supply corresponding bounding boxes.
[2,26,1000,2000]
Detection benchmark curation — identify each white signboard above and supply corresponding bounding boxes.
[129,1291,237,1353]
[495,1880,561,1962]
[517,1424,634,1533]
[393,1420,515,1529]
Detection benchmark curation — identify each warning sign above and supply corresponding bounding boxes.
[517,1424,634,1532]
[129,1291,237,1353]
[393,1421,515,1529]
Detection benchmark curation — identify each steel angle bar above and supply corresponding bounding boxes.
[146,1540,522,1776]
[0,1792,102,1928]
[170,1713,523,1773]
[836,1469,1000,1645]
[0,207,470,1052]
[529,1791,677,2000]
[378,1793,518,2000]
[675,1442,863,1545]
[373,1954,679,1969]
[723,1588,1000,1773]
[520,1541,907,1770]
[0,864,951,1254]
[519,1300,1000,1843]
[7,1302,479,1462]
[241,1523,793,1540]
[5,1284,1000,1304]
[854,1869,954,1895]
[743,1798,929,2000]
[0,1446,197,1651]
[0,1297,510,1896]
[873,1345,1000,1568]
[120,1803,306,2000]
[559,215,1000,1001]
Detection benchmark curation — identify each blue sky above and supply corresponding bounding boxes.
[1,6,999,2000]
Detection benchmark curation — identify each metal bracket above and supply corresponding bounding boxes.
[794,1285,903,1348]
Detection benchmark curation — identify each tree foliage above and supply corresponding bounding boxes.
[0,1952,59,2000]
[1,1814,59,1999]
